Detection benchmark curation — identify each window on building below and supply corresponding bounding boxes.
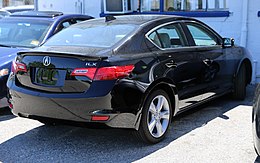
[164,0,228,12]
[141,0,161,12]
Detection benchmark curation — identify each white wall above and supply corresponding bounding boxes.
[83,0,102,18]
[38,0,102,18]
[247,0,260,82]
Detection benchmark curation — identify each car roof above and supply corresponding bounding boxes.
[5,11,92,21]
[0,10,10,17]
[81,15,195,26]
[10,11,64,18]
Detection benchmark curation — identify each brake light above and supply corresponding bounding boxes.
[94,65,134,80]
[11,61,27,73]
[9,102,13,109]
[91,115,110,121]
[71,65,134,81]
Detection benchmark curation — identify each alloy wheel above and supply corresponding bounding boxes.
[147,95,170,138]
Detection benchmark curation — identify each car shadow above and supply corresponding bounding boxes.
[0,85,255,162]
[0,107,14,121]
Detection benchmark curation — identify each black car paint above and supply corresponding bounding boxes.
[7,15,252,130]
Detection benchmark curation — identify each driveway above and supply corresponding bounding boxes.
[0,85,257,163]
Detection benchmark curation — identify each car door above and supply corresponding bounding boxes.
[147,22,207,109]
[183,21,232,100]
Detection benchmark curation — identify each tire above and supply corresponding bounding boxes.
[253,84,260,156]
[233,64,247,100]
[135,89,172,144]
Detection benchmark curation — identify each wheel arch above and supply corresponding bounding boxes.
[236,58,252,85]
[133,78,179,130]
[141,78,179,116]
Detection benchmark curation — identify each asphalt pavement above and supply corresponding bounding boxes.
[0,85,258,163]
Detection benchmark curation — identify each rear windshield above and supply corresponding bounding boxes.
[44,24,137,48]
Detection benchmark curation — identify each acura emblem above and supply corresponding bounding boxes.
[43,56,51,66]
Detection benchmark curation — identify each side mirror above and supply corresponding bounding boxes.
[222,38,235,48]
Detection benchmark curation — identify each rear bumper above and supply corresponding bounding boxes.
[9,89,140,129]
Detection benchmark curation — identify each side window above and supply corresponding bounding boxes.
[54,20,73,34]
[187,24,218,46]
[61,21,71,28]
[148,23,185,49]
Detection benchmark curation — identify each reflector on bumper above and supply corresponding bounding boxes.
[91,115,110,121]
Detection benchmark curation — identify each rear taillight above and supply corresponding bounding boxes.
[11,61,27,73]
[91,115,110,121]
[9,102,13,109]
[95,65,134,80]
[71,65,134,81]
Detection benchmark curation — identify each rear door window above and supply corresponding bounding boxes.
[148,23,186,49]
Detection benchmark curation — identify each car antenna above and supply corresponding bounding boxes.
[105,15,116,22]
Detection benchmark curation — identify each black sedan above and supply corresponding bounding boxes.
[7,15,252,143]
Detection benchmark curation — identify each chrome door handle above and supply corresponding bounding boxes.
[165,62,177,68]
[203,59,212,65]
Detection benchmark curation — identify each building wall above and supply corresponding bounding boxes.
[247,0,260,82]
[38,0,102,18]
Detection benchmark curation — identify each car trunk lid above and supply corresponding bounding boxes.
[14,51,108,93]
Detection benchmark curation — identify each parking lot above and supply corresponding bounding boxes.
[0,85,258,163]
